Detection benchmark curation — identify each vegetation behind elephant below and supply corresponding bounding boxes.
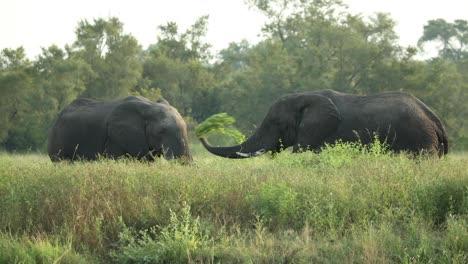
[200,90,448,158]
[48,96,192,162]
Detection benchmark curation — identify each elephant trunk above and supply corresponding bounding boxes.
[160,133,193,162]
[166,146,192,162]
[199,128,274,159]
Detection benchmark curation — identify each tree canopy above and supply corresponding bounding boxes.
[0,0,467,151]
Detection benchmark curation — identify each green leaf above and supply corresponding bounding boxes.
[195,113,246,143]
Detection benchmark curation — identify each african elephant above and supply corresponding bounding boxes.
[200,90,448,158]
[48,96,192,162]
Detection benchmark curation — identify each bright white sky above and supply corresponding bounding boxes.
[1,0,467,59]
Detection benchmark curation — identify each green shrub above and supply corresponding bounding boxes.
[113,203,212,263]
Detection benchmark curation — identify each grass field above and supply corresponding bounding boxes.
[0,142,467,263]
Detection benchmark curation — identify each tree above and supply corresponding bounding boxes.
[155,15,212,63]
[0,48,33,147]
[245,0,406,94]
[142,16,217,119]
[34,45,91,112]
[418,19,468,60]
[71,17,142,99]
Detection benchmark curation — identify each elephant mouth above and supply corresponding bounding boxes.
[235,149,266,158]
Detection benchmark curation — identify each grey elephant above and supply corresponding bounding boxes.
[200,90,448,158]
[48,96,192,162]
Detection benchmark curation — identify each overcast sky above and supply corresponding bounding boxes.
[1,0,467,59]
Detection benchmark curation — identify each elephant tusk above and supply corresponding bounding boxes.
[236,149,266,158]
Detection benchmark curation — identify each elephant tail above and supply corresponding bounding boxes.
[412,96,449,156]
[428,112,449,156]
[427,112,449,157]
[438,128,449,156]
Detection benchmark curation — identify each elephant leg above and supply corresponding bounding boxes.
[294,127,333,153]
[293,101,340,152]
[104,138,127,159]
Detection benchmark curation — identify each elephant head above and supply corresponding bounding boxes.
[200,94,341,158]
[144,101,192,161]
[105,97,192,161]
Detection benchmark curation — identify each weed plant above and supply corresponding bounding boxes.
[0,141,467,263]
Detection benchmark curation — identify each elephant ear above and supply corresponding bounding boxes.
[105,102,150,159]
[295,94,341,150]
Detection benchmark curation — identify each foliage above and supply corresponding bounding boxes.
[129,87,163,102]
[140,15,218,119]
[34,45,91,111]
[418,19,468,60]
[0,48,32,144]
[195,113,246,143]
[155,16,212,63]
[72,17,143,100]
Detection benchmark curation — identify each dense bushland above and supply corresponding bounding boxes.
[0,142,467,263]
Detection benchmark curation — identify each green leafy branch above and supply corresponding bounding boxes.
[195,113,246,144]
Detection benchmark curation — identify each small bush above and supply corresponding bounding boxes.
[113,203,212,263]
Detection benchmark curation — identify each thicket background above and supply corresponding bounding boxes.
[1,0,467,152]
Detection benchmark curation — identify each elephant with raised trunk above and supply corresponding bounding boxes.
[48,96,192,162]
[200,90,448,158]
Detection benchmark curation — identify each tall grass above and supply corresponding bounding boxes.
[0,142,467,263]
